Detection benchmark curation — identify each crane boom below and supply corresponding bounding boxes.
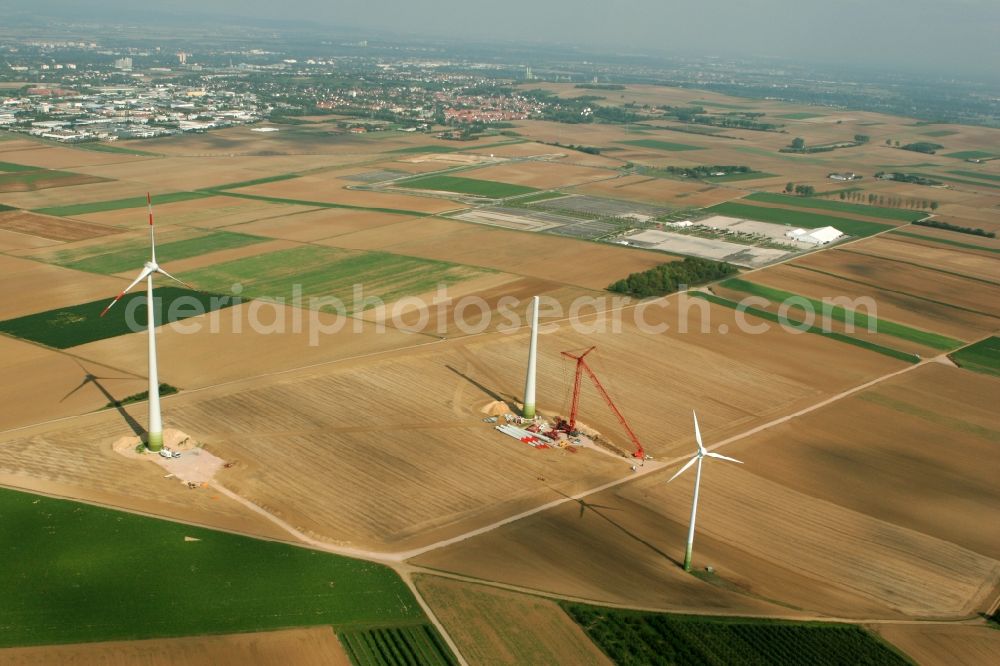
[560,346,645,460]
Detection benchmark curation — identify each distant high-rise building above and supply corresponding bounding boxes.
[525,66,533,81]
[177,51,187,65]
[113,57,132,71]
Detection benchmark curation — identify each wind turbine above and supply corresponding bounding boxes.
[99,193,190,451]
[669,411,743,572]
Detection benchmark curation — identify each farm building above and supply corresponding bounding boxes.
[785,226,844,245]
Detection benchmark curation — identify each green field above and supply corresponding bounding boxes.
[564,604,913,666]
[0,160,39,172]
[694,293,919,362]
[216,190,428,217]
[743,192,927,222]
[396,174,537,198]
[619,139,703,152]
[705,202,891,238]
[925,173,1000,191]
[720,278,963,350]
[36,191,212,217]
[776,112,824,119]
[516,191,568,204]
[943,150,998,160]
[888,230,1000,254]
[949,170,1000,183]
[0,286,235,349]
[0,203,13,211]
[0,486,426,648]
[691,100,752,110]
[704,171,776,183]
[340,626,458,666]
[42,231,267,275]
[950,337,1000,377]
[921,129,958,137]
[182,245,487,314]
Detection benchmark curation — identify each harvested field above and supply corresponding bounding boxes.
[0,228,61,251]
[0,143,150,169]
[0,628,350,666]
[0,210,118,242]
[227,207,415,241]
[0,179,159,212]
[793,249,1000,318]
[72,302,423,388]
[415,576,612,666]
[75,195,316,230]
[36,191,211,218]
[849,235,1000,283]
[315,217,673,290]
[887,227,1000,254]
[0,254,131,320]
[573,175,733,207]
[0,337,148,431]
[461,161,614,189]
[231,175,466,213]
[742,263,999,341]
[872,624,1000,666]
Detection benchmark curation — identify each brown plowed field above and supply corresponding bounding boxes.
[849,235,1000,282]
[227,207,415,242]
[573,175,733,207]
[0,210,119,242]
[76,195,318,230]
[0,627,349,666]
[415,575,612,666]
[872,624,1000,666]
[794,249,1000,318]
[726,263,999,340]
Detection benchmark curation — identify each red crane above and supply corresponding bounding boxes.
[555,346,645,460]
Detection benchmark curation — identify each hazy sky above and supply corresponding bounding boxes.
[16,0,1000,78]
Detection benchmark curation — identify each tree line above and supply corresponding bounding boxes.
[608,257,739,298]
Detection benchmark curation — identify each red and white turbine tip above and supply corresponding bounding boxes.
[147,192,153,226]
[100,291,126,317]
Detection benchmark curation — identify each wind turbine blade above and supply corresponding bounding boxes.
[60,378,90,402]
[706,451,743,464]
[693,410,705,453]
[156,267,193,290]
[100,266,153,317]
[668,455,699,483]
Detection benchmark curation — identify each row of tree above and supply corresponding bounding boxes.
[784,182,816,196]
[608,257,739,298]
[914,219,995,238]
[661,165,753,179]
[837,190,939,210]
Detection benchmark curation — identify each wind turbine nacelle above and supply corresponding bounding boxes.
[144,261,159,271]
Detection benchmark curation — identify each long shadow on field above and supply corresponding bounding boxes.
[446,364,513,404]
[61,361,146,438]
[549,486,683,569]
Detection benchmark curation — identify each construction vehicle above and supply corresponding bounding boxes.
[550,346,646,460]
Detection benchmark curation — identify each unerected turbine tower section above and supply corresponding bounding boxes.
[522,295,539,419]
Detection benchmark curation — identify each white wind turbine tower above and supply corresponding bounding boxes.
[669,411,743,572]
[100,193,191,452]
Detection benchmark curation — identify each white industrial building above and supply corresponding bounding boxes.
[785,226,844,245]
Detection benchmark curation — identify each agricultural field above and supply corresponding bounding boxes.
[180,244,489,315]
[4,78,1000,664]
[0,628,351,666]
[563,604,912,666]
[0,486,428,647]
[950,336,1000,377]
[339,625,457,666]
[31,229,267,275]
[743,192,928,222]
[0,286,235,348]
[944,150,998,160]
[705,202,892,238]
[395,174,538,198]
[618,139,704,152]
[415,576,612,666]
